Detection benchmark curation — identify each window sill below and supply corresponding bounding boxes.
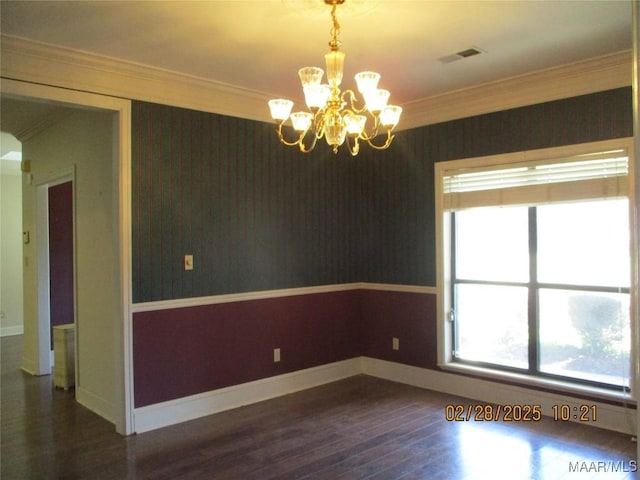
[439,361,636,405]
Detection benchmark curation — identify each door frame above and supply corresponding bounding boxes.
[1,78,134,435]
[36,172,75,376]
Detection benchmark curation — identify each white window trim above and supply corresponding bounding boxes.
[435,138,638,402]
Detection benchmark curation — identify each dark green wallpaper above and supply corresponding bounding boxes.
[131,87,632,303]
[132,103,372,301]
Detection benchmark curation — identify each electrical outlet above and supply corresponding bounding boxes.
[392,337,399,351]
[273,348,281,363]
[184,254,193,271]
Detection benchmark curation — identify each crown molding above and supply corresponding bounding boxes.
[400,50,632,130]
[0,34,274,123]
[1,34,632,130]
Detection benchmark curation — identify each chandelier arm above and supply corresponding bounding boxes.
[313,110,326,139]
[275,123,307,147]
[365,129,395,150]
[346,135,360,156]
[298,133,320,153]
[341,90,366,113]
[338,106,383,143]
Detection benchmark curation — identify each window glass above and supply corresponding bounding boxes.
[454,284,528,369]
[452,200,630,389]
[539,289,630,387]
[455,206,529,282]
[442,146,632,391]
[537,200,630,287]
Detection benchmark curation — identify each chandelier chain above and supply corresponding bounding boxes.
[329,3,341,51]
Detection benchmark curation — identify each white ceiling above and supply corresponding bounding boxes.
[0,0,633,108]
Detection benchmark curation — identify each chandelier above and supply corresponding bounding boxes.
[268,0,402,156]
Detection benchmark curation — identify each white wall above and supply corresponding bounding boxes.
[22,109,118,423]
[1,166,24,336]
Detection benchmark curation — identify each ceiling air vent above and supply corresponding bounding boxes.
[438,47,485,64]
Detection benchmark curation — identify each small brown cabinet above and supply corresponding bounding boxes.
[53,324,75,390]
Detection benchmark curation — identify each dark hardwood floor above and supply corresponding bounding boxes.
[1,335,637,479]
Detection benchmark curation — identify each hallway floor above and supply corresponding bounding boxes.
[1,335,637,479]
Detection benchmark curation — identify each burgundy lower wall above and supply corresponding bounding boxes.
[133,288,437,408]
[360,290,437,370]
[133,290,363,408]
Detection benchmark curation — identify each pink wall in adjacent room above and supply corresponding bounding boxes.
[48,181,74,344]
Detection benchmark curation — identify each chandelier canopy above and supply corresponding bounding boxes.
[268,0,402,156]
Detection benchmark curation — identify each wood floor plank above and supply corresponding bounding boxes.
[1,335,636,479]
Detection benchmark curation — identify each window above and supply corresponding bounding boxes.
[436,140,634,394]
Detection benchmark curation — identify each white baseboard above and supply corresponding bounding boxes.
[362,357,637,436]
[1,325,24,337]
[132,356,637,435]
[76,386,116,424]
[20,353,43,376]
[20,363,38,376]
[134,358,362,433]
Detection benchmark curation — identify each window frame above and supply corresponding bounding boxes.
[435,138,638,401]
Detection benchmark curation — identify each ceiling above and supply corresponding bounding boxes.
[0,0,633,137]
[1,97,81,143]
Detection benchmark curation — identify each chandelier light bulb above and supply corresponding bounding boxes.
[354,71,381,94]
[268,99,294,122]
[298,67,324,87]
[363,89,390,114]
[291,112,314,132]
[344,113,367,136]
[380,105,403,128]
[304,84,331,110]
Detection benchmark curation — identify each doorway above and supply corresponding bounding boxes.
[1,79,133,435]
[35,176,75,376]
